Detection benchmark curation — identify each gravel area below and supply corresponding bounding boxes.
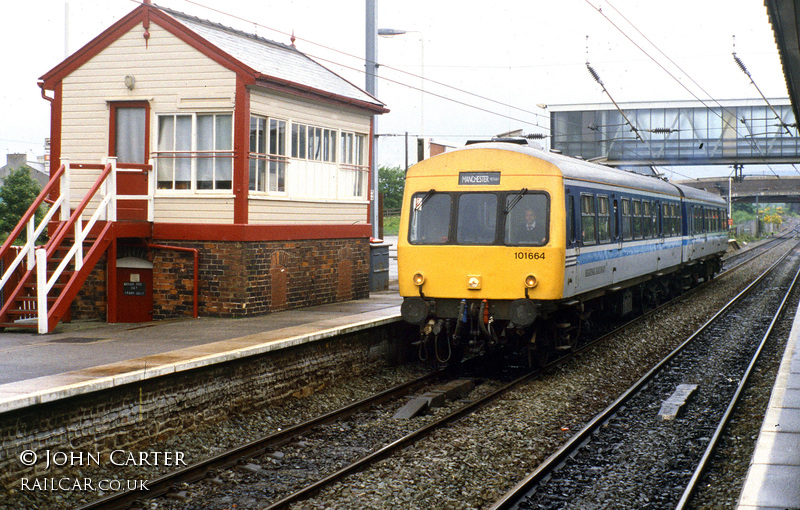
[511,247,800,508]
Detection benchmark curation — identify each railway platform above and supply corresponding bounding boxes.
[0,290,402,415]
[738,300,800,510]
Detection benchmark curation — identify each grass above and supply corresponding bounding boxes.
[383,216,400,236]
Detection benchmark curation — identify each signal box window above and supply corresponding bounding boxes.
[581,194,597,245]
[505,193,548,246]
[409,192,451,244]
[457,194,497,245]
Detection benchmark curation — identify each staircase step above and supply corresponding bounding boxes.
[0,322,38,330]
[6,309,40,316]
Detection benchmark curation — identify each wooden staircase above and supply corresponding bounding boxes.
[0,160,119,333]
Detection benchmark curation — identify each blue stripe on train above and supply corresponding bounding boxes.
[572,235,725,265]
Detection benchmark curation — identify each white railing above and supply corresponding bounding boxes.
[0,159,71,295]
[33,158,118,333]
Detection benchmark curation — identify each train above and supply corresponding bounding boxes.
[397,141,729,365]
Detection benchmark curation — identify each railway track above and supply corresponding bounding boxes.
[73,235,794,510]
[490,239,800,509]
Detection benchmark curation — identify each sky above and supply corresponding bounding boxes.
[0,0,790,178]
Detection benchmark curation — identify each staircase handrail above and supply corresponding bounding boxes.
[44,160,114,259]
[0,163,69,291]
[35,159,116,333]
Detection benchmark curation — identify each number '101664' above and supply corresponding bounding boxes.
[515,252,545,260]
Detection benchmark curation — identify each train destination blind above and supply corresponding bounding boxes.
[459,172,500,185]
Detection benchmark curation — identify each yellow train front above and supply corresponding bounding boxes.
[398,142,568,363]
[398,141,728,364]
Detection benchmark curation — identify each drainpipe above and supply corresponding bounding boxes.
[146,243,199,318]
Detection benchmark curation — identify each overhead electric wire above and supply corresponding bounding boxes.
[180,0,554,127]
[146,0,761,179]
[587,0,790,178]
[732,50,793,135]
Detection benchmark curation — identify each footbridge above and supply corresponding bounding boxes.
[675,176,800,203]
[549,99,800,167]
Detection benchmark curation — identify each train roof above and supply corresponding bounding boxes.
[454,142,726,206]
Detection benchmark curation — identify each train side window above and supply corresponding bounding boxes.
[597,196,611,243]
[581,194,597,245]
[671,203,679,236]
[642,201,652,238]
[457,193,497,245]
[621,199,632,240]
[409,192,451,245]
[632,200,642,239]
[662,203,669,236]
[504,193,548,246]
[695,206,703,234]
[651,202,658,238]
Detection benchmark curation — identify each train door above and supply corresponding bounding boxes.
[564,192,579,297]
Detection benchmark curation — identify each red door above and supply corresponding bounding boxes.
[115,267,153,323]
[110,102,150,221]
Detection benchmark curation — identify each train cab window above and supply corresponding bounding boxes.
[621,199,632,240]
[505,193,548,246]
[642,201,652,238]
[580,194,597,245]
[457,193,497,245]
[597,196,611,243]
[409,192,451,244]
[632,200,642,239]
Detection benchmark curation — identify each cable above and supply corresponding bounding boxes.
[585,0,787,178]
[180,0,552,125]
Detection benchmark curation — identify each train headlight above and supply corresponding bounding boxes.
[413,272,425,286]
[525,274,538,288]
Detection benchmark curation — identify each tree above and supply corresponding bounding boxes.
[760,206,784,228]
[0,166,45,243]
[379,165,406,212]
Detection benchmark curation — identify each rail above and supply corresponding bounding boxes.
[489,240,798,509]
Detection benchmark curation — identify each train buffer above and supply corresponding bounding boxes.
[658,383,699,420]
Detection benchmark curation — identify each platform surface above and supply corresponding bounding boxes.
[738,302,800,510]
[0,290,402,415]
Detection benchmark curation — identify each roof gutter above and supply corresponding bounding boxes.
[38,80,54,103]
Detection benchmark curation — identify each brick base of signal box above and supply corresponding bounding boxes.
[71,238,370,322]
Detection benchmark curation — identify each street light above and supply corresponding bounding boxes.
[378,28,425,159]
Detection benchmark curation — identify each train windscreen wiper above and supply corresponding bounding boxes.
[503,188,528,214]
[415,189,437,210]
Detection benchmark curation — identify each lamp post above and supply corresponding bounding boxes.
[378,28,425,160]
[365,0,379,239]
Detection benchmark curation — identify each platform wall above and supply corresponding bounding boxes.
[0,322,411,495]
